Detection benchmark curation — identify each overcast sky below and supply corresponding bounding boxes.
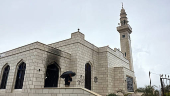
[0,0,170,89]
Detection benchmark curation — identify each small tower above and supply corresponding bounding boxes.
[117,4,134,71]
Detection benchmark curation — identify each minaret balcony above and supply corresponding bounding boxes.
[117,24,132,34]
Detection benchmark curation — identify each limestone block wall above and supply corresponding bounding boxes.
[76,42,99,90]
[0,46,37,93]
[98,49,109,96]
[98,46,129,94]
[0,42,71,94]
[108,67,114,94]
[0,42,40,93]
[107,47,129,69]
[49,39,79,87]
[113,67,125,93]
[48,32,100,91]
[49,32,86,87]
[30,42,71,89]
[32,49,71,88]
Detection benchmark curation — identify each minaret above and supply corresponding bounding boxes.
[117,4,134,71]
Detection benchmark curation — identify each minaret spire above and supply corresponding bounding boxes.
[117,4,134,71]
[120,4,129,26]
[122,2,123,9]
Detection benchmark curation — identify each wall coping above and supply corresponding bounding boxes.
[30,87,102,96]
[0,41,71,59]
[114,67,134,73]
[49,37,99,52]
[99,46,129,64]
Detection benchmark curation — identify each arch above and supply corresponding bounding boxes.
[0,64,10,89]
[85,63,91,90]
[44,61,61,73]
[15,62,26,89]
[44,62,60,87]
[86,61,93,67]
[46,61,61,70]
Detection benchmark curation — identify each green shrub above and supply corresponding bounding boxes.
[107,93,118,96]
[124,93,131,96]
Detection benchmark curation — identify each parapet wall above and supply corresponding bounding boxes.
[99,46,129,64]
[48,31,99,53]
[0,42,71,60]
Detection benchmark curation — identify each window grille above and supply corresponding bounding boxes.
[126,76,134,92]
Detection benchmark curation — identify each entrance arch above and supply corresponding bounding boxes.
[44,64,59,87]
[85,63,91,90]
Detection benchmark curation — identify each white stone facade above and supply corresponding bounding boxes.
[0,7,137,96]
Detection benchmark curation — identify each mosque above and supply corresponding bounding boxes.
[0,5,137,96]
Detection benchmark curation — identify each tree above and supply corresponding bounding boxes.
[164,85,170,96]
[135,85,159,96]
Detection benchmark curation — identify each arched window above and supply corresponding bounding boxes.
[85,63,91,90]
[0,65,10,89]
[15,62,26,89]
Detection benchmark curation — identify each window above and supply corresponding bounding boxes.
[122,35,125,38]
[15,62,26,89]
[126,76,134,92]
[0,65,10,89]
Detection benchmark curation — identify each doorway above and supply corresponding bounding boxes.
[44,64,59,87]
[85,63,91,90]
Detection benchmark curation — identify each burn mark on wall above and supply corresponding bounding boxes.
[44,47,62,87]
[46,48,62,65]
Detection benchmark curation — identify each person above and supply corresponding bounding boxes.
[65,74,72,87]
